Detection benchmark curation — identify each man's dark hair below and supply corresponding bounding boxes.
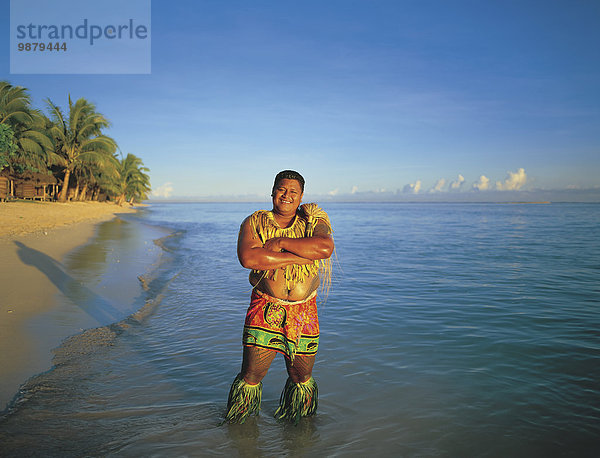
[273,170,305,193]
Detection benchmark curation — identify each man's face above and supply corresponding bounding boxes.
[272,178,303,215]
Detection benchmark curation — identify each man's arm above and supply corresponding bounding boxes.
[262,220,334,261]
[237,217,313,270]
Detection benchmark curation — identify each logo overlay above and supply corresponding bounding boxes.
[10,0,151,74]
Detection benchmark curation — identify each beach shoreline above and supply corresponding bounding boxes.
[0,201,139,411]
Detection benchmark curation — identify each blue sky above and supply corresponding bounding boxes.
[2,0,599,201]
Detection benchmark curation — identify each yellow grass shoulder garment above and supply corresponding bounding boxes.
[247,203,332,291]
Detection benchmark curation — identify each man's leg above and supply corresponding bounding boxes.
[284,354,315,383]
[224,347,276,424]
[275,355,319,424]
[241,346,277,384]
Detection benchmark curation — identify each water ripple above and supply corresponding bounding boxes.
[1,203,599,456]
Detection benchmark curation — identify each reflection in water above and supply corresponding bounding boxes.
[66,217,138,279]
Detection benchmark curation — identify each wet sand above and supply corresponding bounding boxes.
[0,201,137,410]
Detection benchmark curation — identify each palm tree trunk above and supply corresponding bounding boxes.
[79,183,88,201]
[58,169,71,202]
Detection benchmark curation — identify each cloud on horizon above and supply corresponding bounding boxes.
[403,180,422,194]
[306,186,600,203]
[430,178,446,193]
[414,169,525,194]
[151,182,174,198]
[496,168,527,191]
[147,185,600,203]
[150,167,592,202]
[450,174,465,190]
[473,175,490,191]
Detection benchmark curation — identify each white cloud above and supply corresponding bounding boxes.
[472,175,490,191]
[403,180,422,194]
[430,178,446,193]
[151,182,174,198]
[328,188,339,196]
[496,168,527,191]
[351,185,359,194]
[450,174,465,190]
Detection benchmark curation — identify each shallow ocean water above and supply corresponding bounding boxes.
[1,202,599,457]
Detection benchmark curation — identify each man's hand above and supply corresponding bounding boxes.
[263,237,284,252]
[274,220,334,261]
[237,217,313,270]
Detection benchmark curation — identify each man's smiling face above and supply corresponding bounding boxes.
[272,178,303,216]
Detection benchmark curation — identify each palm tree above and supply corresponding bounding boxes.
[0,81,32,126]
[0,81,55,175]
[114,153,151,205]
[72,153,120,201]
[94,158,121,201]
[46,96,117,202]
[0,124,18,171]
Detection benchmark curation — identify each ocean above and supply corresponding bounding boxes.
[1,202,599,457]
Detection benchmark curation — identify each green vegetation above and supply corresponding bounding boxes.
[0,124,18,171]
[0,80,151,204]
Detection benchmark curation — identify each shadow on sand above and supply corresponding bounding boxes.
[14,240,125,326]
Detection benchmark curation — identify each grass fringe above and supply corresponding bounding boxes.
[224,374,262,424]
[274,377,318,425]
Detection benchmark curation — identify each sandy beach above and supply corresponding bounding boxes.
[0,201,137,410]
[0,200,137,239]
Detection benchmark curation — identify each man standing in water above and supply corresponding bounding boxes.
[225,170,334,424]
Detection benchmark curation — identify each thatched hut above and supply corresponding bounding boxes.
[0,169,13,201]
[0,175,9,202]
[14,172,59,200]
